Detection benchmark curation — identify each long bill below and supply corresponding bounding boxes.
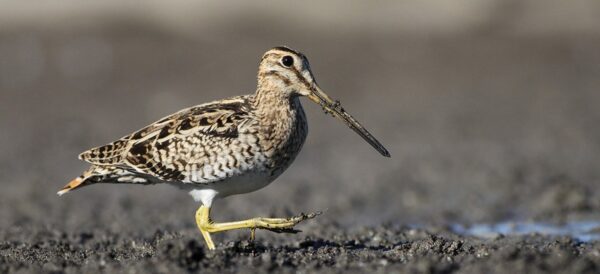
[307,85,391,157]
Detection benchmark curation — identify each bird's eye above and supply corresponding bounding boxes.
[281,56,294,67]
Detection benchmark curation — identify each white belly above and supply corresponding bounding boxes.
[185,170,276,207]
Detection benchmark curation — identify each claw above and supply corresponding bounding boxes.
[265,227,302,234]
[290,211,323,222]
[264,211,322,233]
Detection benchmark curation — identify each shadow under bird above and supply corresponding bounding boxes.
[58,46,390,250]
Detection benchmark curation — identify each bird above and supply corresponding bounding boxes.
[57,46,390,250]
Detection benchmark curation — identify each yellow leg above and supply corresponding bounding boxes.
[194,205,320,250]
[250,228,256,242]
[196,206,216,249]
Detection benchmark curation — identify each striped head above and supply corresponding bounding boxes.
[258,46,317,98]
[257,46,391,157]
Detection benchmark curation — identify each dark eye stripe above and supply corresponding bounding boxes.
[289,66,311,90]
[262,70,291,85]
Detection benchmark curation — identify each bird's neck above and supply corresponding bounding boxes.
[252,86,304,153]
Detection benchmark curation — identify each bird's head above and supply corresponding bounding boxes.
[258,46,390,157]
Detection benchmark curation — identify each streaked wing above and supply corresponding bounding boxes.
[79,96,253,181]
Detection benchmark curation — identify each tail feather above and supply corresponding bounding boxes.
[57,169,95,196]
[57,177,85,196]
[58,166,136,196]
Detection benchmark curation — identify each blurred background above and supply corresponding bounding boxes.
[1,0,600,237]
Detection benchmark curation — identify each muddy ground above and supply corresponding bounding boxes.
[3,224,600,274]
[2,3,600,273]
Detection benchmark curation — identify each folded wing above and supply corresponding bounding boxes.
[78,96,253,181]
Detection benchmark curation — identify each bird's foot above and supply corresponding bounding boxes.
[256,211,322,234]
[196,206,321,250]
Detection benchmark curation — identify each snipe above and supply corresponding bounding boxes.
[58,46,390,250]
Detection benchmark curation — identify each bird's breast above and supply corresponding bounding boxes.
[258,100,308,177]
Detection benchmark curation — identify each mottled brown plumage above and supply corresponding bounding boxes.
[58,46,389,250]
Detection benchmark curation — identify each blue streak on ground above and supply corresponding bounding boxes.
[452,221,600,242]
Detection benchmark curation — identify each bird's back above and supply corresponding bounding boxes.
[78,96,261,183]
[75,94,307,187]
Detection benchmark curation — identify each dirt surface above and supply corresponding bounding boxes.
[2,225,600,273]
[2,2,600,273]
